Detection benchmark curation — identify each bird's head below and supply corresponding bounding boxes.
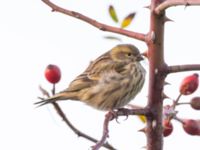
[110,44,144,63]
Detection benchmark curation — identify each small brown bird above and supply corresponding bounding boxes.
[36,44,146,110]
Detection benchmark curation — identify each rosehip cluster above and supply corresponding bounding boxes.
[161,73,200,137]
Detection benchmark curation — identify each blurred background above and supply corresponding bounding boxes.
[0,0,200,149]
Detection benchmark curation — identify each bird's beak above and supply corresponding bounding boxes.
[136,54,144,61]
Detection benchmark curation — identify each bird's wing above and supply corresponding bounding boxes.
[65,53,125,92]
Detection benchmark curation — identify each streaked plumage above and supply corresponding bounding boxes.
[36,44,146,110]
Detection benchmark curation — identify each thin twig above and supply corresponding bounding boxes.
[51,102,116,150]
[41,0,146,41]
[38,85,116,150]
[165,64,200,74]
[173,116,184,124]
[92,111,114,150]
[172,93,182,109]
[176,102,190,105]
[52,84,56,95]
[155,0,200,15]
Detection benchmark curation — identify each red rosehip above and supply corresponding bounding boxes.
[45,64,61,84]
[163,120,173,137]
[190,97,200,110]
[179,73,199,95]
[182,119,200,135]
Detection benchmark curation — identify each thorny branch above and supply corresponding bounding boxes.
[155,0,200,15]
[39,1,200,150]
[39,85,149,150]
[42,0,146,41]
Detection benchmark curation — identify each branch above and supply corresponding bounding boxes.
[39,85,115,150]
[91,108,151,150]
[155,0,200,15]
[92,112,114,150]
[42,0,146,41]
[52,102,116,150]
[115,107,151,117]
[166,64,200,74]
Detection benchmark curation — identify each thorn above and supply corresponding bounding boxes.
[164,81,171,86]
[164,16,174,23]
[143,5,150,9]
[141,145,147,149]
[184,2,190,10]
[162,92,171,100]
[138,127,146,133]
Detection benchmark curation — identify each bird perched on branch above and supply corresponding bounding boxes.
[35,44,146,110]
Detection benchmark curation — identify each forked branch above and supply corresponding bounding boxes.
[91,108,151,150]
[155,0,200,15]
[42,0,146,41]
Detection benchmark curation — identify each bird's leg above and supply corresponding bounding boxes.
[116,108,129,120]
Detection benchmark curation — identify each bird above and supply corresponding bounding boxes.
[35,44,146,111]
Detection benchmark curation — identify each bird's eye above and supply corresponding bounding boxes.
[127,53,132,56]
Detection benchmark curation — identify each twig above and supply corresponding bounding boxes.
[115,107,151,117]
[52,102,116,150]
[52,84,56,95]
[173,116,184,124]
[165,64,200,74]
[176,102,190,105]
[172,93,182,109]
[92,111,114,150]
[41,0,146,41]
[91,107,151,150]
[155,0,200,15]
[38,84,116,150]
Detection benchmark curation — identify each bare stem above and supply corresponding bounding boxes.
[176,102,190,105]
[52,84,55,95]
[166,64,200,74]
[38,85,116,150]
[155,0,200,15]
[173,116,184,124]
[92,112,114,150]
[172,93,182,109]
[41,0,146,41]
[51,103,116,150]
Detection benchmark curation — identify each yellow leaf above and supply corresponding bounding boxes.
[121,12,136,28]
[109,5,119,23]
[137,115,146,123]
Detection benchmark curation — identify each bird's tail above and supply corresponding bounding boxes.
[35,92,74,107]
